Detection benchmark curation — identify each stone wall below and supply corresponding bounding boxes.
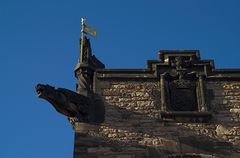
[73,79,240,158]
[207,82,240,145]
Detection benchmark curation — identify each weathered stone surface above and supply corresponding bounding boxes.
[37,49,240,158]
[72,80,239,157]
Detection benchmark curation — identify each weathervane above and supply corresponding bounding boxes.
[80,18,97,63]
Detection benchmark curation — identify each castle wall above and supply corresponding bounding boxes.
[73,78,240,158]
[72,50,240,158]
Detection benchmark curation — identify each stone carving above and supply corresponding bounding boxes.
[172,56,185,70]
[36,48,240,157]
[159,52,211,121]
[35,84,104,123]
[169,80,197,111]
[75,36,105,95]
[171,78,193,89]
[81,37,105,68]
[81,36,92,64]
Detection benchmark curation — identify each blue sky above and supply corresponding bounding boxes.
[1,0,240,157]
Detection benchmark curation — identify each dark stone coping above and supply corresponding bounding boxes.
[213,69,240,73]
[207,69,240,80]
[158,50,200,59]
[96,69,153,73]
[96,68,240,80]
[147,60,216,70]
[96,69,156,79]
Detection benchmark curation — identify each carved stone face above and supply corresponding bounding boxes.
[35,84,55,99]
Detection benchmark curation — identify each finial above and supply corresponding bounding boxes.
[81,18,85,25]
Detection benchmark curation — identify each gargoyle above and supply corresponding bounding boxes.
[35,84,104,123]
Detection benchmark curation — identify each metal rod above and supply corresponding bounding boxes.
[80,18,85,63]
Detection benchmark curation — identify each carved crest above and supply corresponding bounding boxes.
[169,79,197,111]
[170,79,193,89]
[158,51,210,121]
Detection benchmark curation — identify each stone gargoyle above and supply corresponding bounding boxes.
[35,84,105,123]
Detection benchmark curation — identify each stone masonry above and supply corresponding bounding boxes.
[71,50,240,158]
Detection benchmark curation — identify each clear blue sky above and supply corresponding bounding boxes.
[1,0,240,157]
